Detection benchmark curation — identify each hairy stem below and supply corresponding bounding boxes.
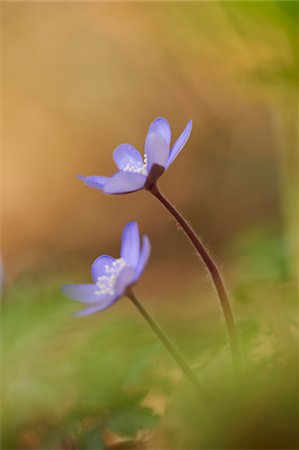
[149,184,241,375]
[127,289,207,399]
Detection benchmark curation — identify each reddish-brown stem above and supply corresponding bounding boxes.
[149,183,241,375]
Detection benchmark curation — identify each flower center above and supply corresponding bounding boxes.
[122,154,148,176]
[95,258,126,296]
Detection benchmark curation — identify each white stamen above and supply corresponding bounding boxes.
[95,257,126,296]
[122,154,148,176]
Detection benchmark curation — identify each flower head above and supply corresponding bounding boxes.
[62,221,150,316]
[78,117,192,194]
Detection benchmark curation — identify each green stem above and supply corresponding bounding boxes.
[127,289,207,400]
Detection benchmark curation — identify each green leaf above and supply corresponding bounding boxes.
[106,405,160,438]
[77,427,105,450]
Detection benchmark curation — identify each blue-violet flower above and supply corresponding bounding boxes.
[78,117,192,194]
[62,221,150,316]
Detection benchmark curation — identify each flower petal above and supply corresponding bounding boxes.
[115,266,136,297]
[103,172,146,194]
[74,298,116,317]
[147,117,171,146]
[121,221,140,268]
[166,119,193,168]
[134,235,151,281]
[62,283,110,303]
[77,175,109,190]
[91,255,115,283]
[145,132,170,172]
[113,144,143,170]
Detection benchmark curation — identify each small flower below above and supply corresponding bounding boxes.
[78,117,192,194]
[62,221,151,316]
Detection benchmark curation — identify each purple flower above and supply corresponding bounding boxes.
[62,221,150,316]
[78,117,192,194]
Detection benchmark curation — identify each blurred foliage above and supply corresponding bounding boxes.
[165,356,298,449]
[222,0,299,280]
[2,1,298,449]
[233,227,291,283]
[223,1,298,51]
[2,226,298,449]
[1,282,163,449]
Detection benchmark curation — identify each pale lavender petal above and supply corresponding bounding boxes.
[91,255,115,283]
[74,297,116,317]
[145,133,170,172]
[77,175,109,190]
[115,266,135,297]
[134,235,151,281]
[103,172,146,194]
[147,117,171,146]
[166,119,193,168]
[121,221,140,268]
[62,284,110,303]
[113,144,143,170]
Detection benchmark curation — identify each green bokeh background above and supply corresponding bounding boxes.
[2,2,298,448]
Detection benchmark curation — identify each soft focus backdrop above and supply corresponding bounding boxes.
[2,2,298,449]
[3,1,297,281]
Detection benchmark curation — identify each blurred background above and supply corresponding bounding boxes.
[2,2,298,449]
